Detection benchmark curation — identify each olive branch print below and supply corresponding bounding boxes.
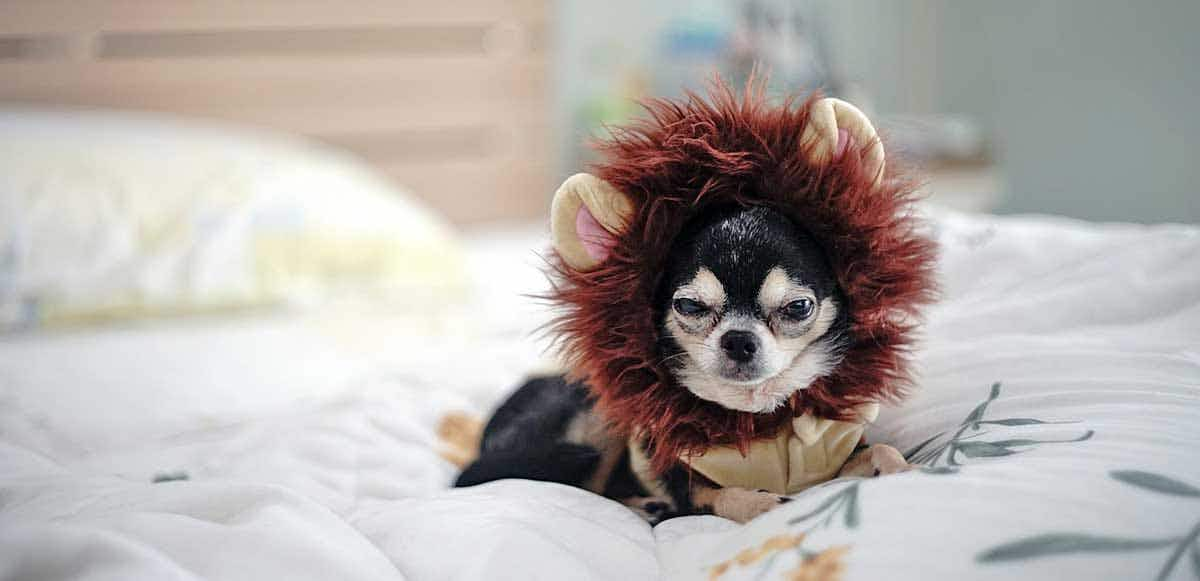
[978,470,1200,581]
[787,480,862,536]
[905,382,1094,472]
[709,481,864,580]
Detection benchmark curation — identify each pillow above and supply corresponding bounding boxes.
[0,108,466,330]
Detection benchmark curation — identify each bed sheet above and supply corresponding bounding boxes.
[2,212,1198,581]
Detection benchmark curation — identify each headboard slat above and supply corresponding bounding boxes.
[0,2,553,224]
[0,0,548,34]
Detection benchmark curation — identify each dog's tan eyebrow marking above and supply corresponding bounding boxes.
[676,267,726,309]
[757,267,812,312]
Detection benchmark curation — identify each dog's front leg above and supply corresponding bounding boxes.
[838,443,912,478]
[692,483,790,523]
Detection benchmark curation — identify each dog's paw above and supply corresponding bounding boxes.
[839,443,914,478]
[714,488,789,524]
[623,495,676,525]
[869,444,913,476]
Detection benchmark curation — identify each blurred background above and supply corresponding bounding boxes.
[2,0,1197,227]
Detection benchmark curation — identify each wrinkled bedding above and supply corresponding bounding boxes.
[2,212,1199,580]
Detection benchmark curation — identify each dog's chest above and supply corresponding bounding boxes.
[630,403,878,496]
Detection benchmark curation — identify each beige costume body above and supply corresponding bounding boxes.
[629,404,879,496]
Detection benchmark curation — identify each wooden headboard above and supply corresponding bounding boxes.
[0,0,552,225]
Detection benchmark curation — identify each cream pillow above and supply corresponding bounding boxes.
[0,108,465,330]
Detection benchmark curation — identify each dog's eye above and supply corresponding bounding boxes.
[673,298,709,316]
[781,298,815,320]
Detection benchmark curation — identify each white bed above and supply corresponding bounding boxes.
[2,112,1199,581]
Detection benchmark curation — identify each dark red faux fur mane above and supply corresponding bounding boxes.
[547,79,937,474]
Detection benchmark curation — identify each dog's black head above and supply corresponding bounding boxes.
[656,205,849,413]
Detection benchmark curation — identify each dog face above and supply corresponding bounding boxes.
[657,206,848,413]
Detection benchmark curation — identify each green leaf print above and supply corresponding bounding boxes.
[978,533,1179,562]
[979,470,1200,581]
[1111,470,1200,499]
[905,382,1094,470]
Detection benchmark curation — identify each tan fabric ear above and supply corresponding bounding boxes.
[801,98,885,186]
[550,173,633,271]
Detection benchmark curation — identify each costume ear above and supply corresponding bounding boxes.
[550,173,634,271]
[801,98,885,186]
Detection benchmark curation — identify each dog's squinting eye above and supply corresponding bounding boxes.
[781,298,815,320]
[673,298,709,316]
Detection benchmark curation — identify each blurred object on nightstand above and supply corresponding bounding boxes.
[919,160,1003,215]
[880,113,1001,214]
[556,0,846,179]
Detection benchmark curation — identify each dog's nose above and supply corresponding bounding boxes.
[720,330,758,363]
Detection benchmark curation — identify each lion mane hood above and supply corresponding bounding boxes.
[545,80,937,474]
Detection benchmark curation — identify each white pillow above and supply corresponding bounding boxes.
[0,108,465,330]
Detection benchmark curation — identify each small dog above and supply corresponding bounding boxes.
[456,205,910,523]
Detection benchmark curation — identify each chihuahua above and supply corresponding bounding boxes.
[456,204,907,523]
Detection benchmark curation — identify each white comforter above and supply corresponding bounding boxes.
[2,212,1198,581]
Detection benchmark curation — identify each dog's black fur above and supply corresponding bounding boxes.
[657,206,843,321]
[454,376,596,488]
[455,375,646,501]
